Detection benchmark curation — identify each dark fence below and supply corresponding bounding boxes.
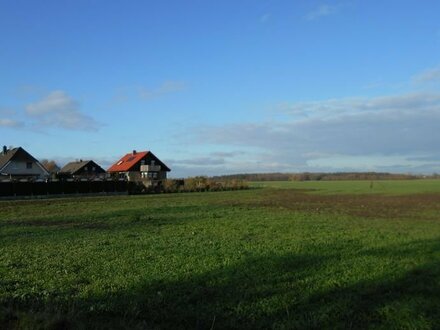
[0,180,133,198]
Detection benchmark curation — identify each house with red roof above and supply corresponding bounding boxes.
[108,150,171,184]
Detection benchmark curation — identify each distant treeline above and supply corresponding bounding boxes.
[211,172,436,182]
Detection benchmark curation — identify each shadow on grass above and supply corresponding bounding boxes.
[2,239,440,329]
[0,205,208,241]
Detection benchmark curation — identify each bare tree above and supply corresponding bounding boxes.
[40,159,61,173]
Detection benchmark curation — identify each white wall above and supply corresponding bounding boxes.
[2,160,47,177]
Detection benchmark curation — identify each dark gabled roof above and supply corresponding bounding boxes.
[0,149,16,171]
[108,150,171,172]
[60,160,105,174]
[0,147,39,172]
[60,160,90,174]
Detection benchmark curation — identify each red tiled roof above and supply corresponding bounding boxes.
[107,151,149,172]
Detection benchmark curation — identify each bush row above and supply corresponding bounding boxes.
[0,177,249,198]
[162,177,249,193]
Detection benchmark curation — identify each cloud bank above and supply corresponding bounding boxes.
[0,118,23,128]
[305,4,340,21]
[138,81,187,100]
[412,67,440,83]
[189,92,440,174]
[26,91,101,131]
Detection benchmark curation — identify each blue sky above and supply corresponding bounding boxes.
[1,0,440,177]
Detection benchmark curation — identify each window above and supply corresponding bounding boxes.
[26,162,32,169]
[117,160,123,165]
[145,172,158,179]
[92,166,96,172]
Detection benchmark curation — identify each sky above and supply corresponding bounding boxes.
[1,0,440,177]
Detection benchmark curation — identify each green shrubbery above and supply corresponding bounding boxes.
[126,177,248,195]
[163,176,248,193]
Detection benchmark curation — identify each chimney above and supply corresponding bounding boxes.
[133,150,137,155]
[2,146,7,154]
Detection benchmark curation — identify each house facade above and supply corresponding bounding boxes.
[59,160,106,179]
[108,150,170,185]
[0,146,49,180]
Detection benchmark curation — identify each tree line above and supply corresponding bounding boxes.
[211,172,433,181]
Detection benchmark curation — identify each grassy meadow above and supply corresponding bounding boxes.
[251,179,440,195]
[1,180,440,329]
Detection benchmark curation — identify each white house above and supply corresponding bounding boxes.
[0,146,49,179]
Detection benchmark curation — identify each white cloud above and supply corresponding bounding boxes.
[305,4,339,21]
[0,107,15,116]
[109,81,187,105]
[280,93,440,119]
[0,118,23,128]
[211,151,244,158]
[412,67,440,83]
[171,157,226,167]
[189,92,440,174]
[167,151,253,177]
[26,91,101,131]
[139,81,187,100]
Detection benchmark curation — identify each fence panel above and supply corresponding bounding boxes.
[0,182,13,197]
[0,180,130,198]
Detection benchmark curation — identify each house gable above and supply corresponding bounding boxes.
[108,151,170,173]
[0,147,49,177]
[60,160,106,176]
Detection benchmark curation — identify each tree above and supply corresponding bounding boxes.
[40,159,60,173]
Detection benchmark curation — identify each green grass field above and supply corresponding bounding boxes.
[1,180,440,329]
[251,179,440,195]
